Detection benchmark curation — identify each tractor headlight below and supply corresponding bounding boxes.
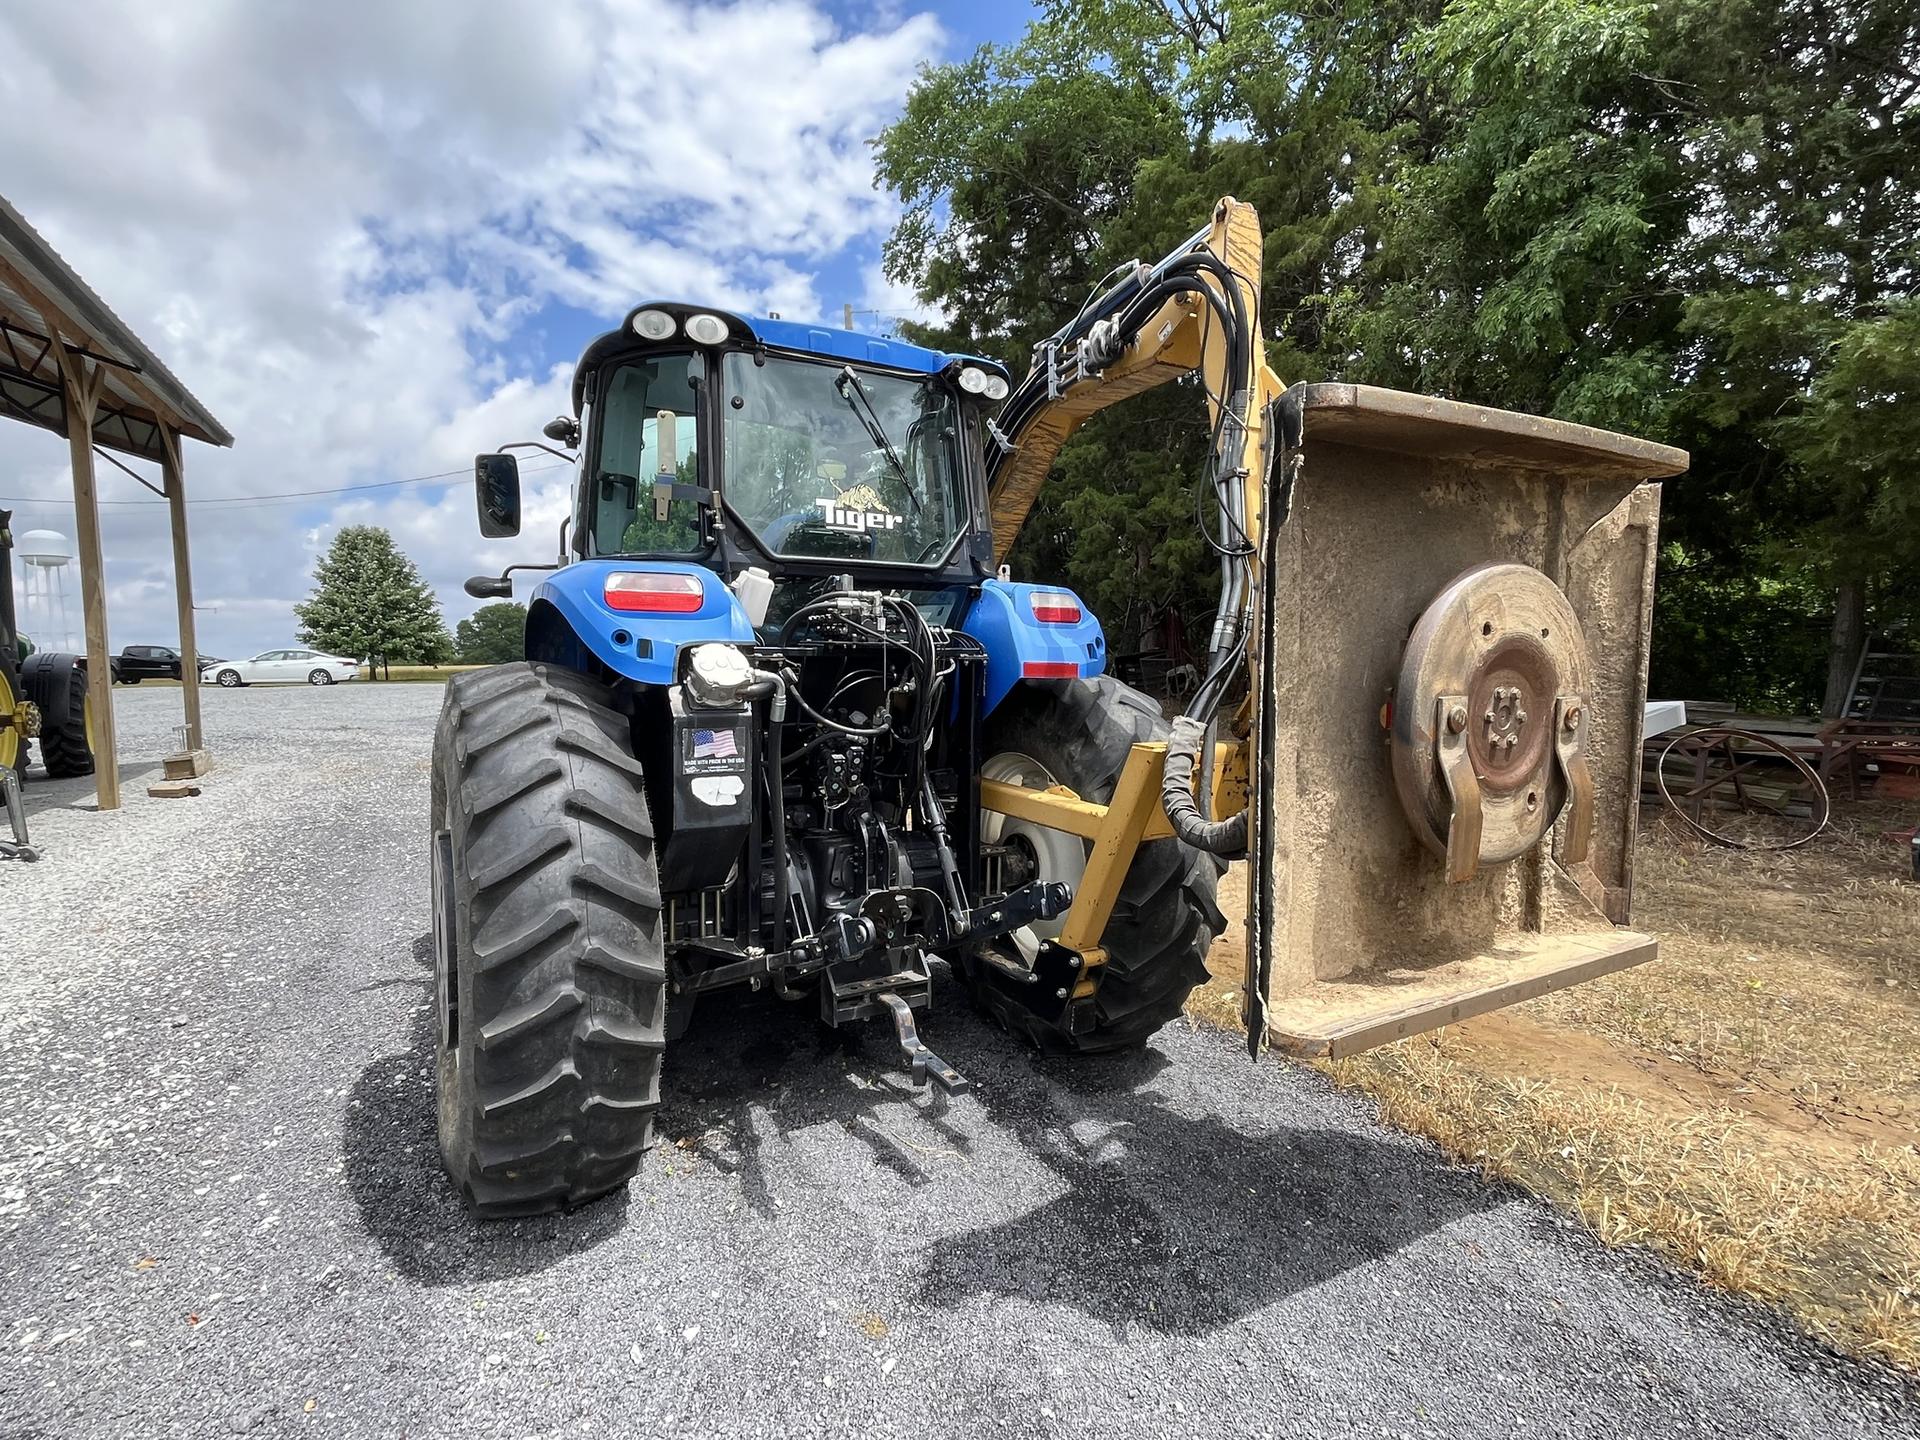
[983,374,1010,401]
[684,312,731,346]
[957,366,990,394]
[631,309,677,341]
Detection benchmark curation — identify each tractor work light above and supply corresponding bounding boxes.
[983,374,1010,401]
[684,312,730,346]
[957,366,990,394]
[1028,592,1082,624]
[604,571,705,614]
[631,309,677,341]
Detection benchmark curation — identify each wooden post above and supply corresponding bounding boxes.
[156,423,203,751]
[55,349,119,810]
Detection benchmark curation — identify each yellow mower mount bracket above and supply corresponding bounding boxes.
[980,741,1249,998]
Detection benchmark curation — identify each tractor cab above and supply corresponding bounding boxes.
[475,305,1012,621]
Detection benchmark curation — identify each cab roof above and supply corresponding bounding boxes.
[571,303,1005,414]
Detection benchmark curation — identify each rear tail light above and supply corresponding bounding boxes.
[605,571,705,614]
[1022,662,1080,679]
[1028,592,1081,625]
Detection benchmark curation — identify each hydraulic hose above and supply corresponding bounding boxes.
[1161,714,1247,857]
[985,230,1267,862]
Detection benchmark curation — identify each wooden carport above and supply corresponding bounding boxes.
[0,192,232,810]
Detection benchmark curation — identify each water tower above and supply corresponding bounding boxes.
[16,528,78,654]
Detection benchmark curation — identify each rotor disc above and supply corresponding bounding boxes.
[1390,562,1591,866]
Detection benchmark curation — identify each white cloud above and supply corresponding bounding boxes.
[0,0,944,656]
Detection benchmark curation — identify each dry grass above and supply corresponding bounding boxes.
[1190,801,1920,1370]
[365,665,486,683]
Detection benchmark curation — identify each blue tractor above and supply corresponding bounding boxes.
[431,295,1243,1216]
[430,194,1684,1217]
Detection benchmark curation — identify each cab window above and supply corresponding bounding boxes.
[591,354,704,555]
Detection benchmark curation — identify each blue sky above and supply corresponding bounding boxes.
[0,0,1037,657]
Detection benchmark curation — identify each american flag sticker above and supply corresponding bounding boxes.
[692,728,739,761]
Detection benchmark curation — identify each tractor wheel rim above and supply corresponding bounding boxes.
[0,670,17,771]
[981,750,1087,943]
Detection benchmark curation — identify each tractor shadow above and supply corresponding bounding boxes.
[663,978,1504,1338]
[340,932,630,1287]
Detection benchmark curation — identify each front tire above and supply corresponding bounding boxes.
[968,675,1224,1053]
[431,663,667,1217]
[308,669,333,686]
[216,669,242,688]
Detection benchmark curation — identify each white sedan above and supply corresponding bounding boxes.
[202,648,361,687]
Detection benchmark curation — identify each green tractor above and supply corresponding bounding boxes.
[0,509,97,860]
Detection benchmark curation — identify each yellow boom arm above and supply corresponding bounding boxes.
[985,197,1286,568]
[978,196,1285,1039]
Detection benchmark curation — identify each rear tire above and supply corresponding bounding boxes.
[968,675,1224,1053]
[431,662,667,1217]
[37,668,93,779]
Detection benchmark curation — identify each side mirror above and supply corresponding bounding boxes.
[474,453,522,537]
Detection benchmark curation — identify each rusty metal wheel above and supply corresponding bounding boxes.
[1389,562,1591,868]
[1654,726,1830,851]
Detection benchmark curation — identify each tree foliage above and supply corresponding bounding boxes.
[877,0,1920,713]
[455,602,527,665]
[294,526,452,666]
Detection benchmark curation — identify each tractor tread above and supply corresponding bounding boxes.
[468,824,571,892]
[467,757,566,823]
[580,1013,668,1051]
[557,726,648,780]
[480,1057,579,1117]
[30,666,93,780]
[459,708,553,761]
[573,862,664,915]
[579,939,670,984]
[471,904,580,973]
[478,983,584,1050]
[433,662,667,1219]
[565,789,656,846]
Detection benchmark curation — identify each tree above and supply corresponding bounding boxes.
[455,602,527,664]
[293,526,452,669]
[877,0,1920,714]
[1348,0,1920,712]
[875,0,1433,642]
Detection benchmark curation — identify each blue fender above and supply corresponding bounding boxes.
[529,560,754,686]
[962,579,1106,716]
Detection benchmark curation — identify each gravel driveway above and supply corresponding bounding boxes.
[1,683,1913,1439]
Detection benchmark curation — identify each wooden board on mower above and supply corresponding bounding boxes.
[1261,927,1655,1059]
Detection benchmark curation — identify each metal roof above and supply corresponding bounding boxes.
[0,191,232,462]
